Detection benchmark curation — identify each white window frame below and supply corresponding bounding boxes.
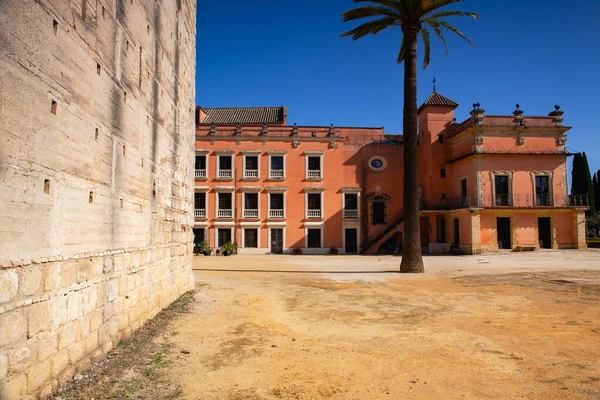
[241,226,261,248]
[341,188,361,220]
[242,150,261,180]
[268,150,286,180]
[305,192,324,220]
[194,186,210,219]
[304,225,324,249]
[214,186,235,219]
[195,149,209,181]
[267,187,287,219]
[531,170,554,207]
[215,150,235,180]
[304,151,324,180]
[241,187,261,220]
[214,225,234,247]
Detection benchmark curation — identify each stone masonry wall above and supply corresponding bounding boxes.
[0,0,197,398]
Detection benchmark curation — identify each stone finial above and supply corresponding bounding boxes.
[261,123,268,136]
[548,105,564,127]
[329,124,336,137]
[470,103,485,126]
[292,123,298,136]
[513,104,525,126]
[209,123,216,136]
[235,123,242,136]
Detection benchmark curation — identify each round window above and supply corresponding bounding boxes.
[369,156,387,171]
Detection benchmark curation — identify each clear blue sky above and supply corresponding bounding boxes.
[196,0,600,174]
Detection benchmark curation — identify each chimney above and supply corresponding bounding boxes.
[282,106,288,125]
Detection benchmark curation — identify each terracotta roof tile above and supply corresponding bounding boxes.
[418,92,458,112]
[199,107,285,125]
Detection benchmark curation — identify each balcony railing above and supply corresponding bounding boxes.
[269,209,284,218]
[422,194,589,210]
[194,209,206,218]
[270,170,284,179]
[344,209,359,219]
[243,209,258,218]
[244,169,258,179]
[218,169,233,179]
[217,209,233,218]
[307,209,322,219]
[195,169,206,179]
[307,170,321,179]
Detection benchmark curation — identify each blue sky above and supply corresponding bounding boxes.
[196,0,600,174]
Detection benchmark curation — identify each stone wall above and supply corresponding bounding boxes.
[0,0,197,398]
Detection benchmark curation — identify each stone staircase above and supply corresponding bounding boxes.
[361,211,404,255]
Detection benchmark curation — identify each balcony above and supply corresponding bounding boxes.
[269,209,284,219]
[270,170,284,179]
[307,209,322,219]
[218,170,233,179]
[421,194,589,210]
[243,209,258,218]
[343,209,359,219]
[195,169,206,179]
[307,170,321,179]
[244,169,258,179]
[217,209,233,218]
[194,209,206,218]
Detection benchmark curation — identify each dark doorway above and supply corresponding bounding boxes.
[270,229,283,254]
[495,175,510,206]
[244,228,258,248]
[535,175,550,206]
[193,228,205,253]
[538,217,552,249]
[436,216,446,243]
[217,228,231,247]
[372,201,386,224]
[345,228,358,254]
[453,218,460,248]
[497,217,511,249]
[307,229,321,248]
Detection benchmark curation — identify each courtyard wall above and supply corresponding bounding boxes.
[0,0,197,398]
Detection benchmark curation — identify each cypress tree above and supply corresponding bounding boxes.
[582,153,596,215]
[571,153,586,196]
[595,170,600,212]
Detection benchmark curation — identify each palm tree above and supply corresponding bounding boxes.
[341,0,477,273]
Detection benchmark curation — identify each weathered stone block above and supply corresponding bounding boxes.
[0,269,18,304]
[58,323,76,350]
[34,331,57,362]
[0,354,8,380]
[1,373,27,399]
[18,264,43,297]
[82,286,98,316]
[28,300,51,338]
[50,294,68,330]
[0,310,27,347]
[67,291,83,322]
[8,345,33,374]
[27,357,53,393]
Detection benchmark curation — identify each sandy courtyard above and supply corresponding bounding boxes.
[164,251,600,399]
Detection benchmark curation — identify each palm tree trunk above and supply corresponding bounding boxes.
[400,29,425,273]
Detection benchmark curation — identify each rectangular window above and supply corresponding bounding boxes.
[195,155,206,170]
[194,192,206,210]
[217,192,232,218]
[244,229,258,248]
[219,155,232,170]
[244,155,259,178]
[440,169,446,178]
[494,175,510,206]
[307,229,321,248]
[535,176,550,206]
[372,201,386,225]
[460,179,467,197]
[244,193,258,218]
[193,228,205,248]
[308,157,320,171]
[307,193,321,210]
[438,135,444,144]
[270,156,284,179]
[218,229,232,247]
[344,194,358,210]
[218,155,233,179]
[269,193,284,218]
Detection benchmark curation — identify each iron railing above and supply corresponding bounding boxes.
[422,194,589,210]
[343,209,359,219]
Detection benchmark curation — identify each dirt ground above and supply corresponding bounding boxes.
[166,251,600,400]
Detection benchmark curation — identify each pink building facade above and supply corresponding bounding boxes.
[193,94,588,255]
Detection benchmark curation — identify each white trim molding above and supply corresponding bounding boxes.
[242,151,261,180]
[305,151,324,180]
[268,152,286,180]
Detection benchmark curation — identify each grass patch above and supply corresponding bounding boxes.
[49,291,196,400]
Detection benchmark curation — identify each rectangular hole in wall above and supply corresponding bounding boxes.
[123,91,127,103]
[89,192,94,204]
[96,62,101,75]
[44,179,51,195]
[101,6,105,17]
[147,24,150,35]
[141,158,144,167]
[50,100,57,115]
[95,127,99,141]
[52,19,58,35]
[120,199,124,208]
[139,204,143,213]
[122,145,126,156]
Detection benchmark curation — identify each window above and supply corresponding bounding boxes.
[218,155,232,179]
[217,229,232,247]
[344,193,359,219]
[96,62,101,75]
[441,193,446,200]
[460,179,467,197]
[217,193,232,218]
[244,229,258,248]
[193,228,205,249]
[535,176,550,206]
[51,100,57,115]
[307,156,322,179]
[270,156,284,179]
[369,156,387,171]
[438,135,444,144]
[244,155,259,179]
[52,19,58,35]
[494,175,510,206]
[307,193,322,219]
[243,193,258,218]
[195,155,206,178]
[440,169,446,178]
[372,201,386,224]
[44,179,51,195]
[307,229,321,248]
[194,192,206,218]
[269,193,284,218]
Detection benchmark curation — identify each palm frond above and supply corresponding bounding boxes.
[396,36,406,64]
[438,19,475,46]
[424,19,448,58]
[341,5,401,22]
[421,26,432,68]
[420,0,463,15]
[340,16,398,40]
[426,10,479,20]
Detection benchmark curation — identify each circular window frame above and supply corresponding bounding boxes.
[369,156,387,172]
